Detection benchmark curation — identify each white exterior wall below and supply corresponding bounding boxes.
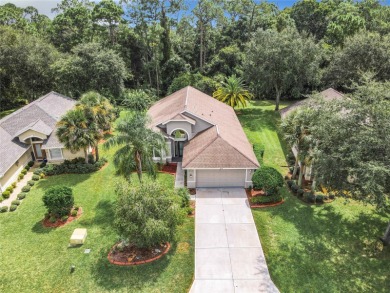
[0,149,32,193]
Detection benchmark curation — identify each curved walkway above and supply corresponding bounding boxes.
[190,188,279,293]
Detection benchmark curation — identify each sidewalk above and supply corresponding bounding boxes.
[0,168,35,208]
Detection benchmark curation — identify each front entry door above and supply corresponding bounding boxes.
[175,141,185,157]
[33,143,44,160]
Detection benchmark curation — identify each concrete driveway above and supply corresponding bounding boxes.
[190,188,279,293]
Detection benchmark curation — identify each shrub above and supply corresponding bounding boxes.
[185,207,194,215]
[43,186,74,218]
[22,185,31,192]
[252,166,284,195]
[297,189,305,197]
[0,206,8,213]
[291,184,299,193]
[114,182,185,249]
[39,162,47,168]
[61,215,69,222]
[28,161,34,167]
[32,174,40,181]
[304,192,316,203]
[49,216,57,223]
[177,188,190,208]
[9,204,17,212]
[316,193,325,203]
[2,191,11,199]
[87,154,95,164]
[6,186,13,193]
[329,192,335,200]
[33,169,42,175]
[11,200,20,206]
[21,169,28,175]
[18,174,25,180]
[74,205,79,211]
[0,196,3,202]
[287,180,294,188]
[28,180,35,186]
[17,193,27,200]
[11,182,17,188]
[71,210,78,217]
[25,165,30,171]
[250,194,283,204]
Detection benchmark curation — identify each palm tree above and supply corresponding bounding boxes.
[213,75,253,109]
[103,113,166,183]
[56,108,98,163]
[77,91,115,161]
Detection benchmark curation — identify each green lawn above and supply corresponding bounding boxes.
[0,148,194,293]
[238,100,390,292]
[238,100,291,173]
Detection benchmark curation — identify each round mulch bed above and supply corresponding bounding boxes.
[108,242,171,266]
[42,207,83,228]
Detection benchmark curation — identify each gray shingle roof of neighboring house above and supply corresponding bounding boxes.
[0,92,75,176]
[280,88,344,118]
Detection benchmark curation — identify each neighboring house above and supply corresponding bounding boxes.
[148,86,260,188]
[280,88,344,180]
[0,92,85,193]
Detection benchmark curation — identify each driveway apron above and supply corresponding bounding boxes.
[190,188,279,293]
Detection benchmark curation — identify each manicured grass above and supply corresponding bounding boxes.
[237,100,292,173]
[238,100,390,292]
[0,148,194,293]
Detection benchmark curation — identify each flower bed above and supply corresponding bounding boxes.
[42,207,82,228]
[246,189,284,208]
[108,242,171,266]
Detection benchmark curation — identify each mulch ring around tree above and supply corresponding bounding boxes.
[42,207,83,228]
[108,242,171,266]
[245,189,284,208]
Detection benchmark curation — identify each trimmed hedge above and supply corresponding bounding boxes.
[252,166,284,196]
[251,194,283,204]
[32,174,40,181]
[9,204,17,212]
[17,193,27,200]
[0,206,8,213]
[42,157,107,176]
[28,180,35,186]
[21,169,28,175]
[18,174,24,180]
[28,161,34,167]
[21,185,31,192]
[2,190,11,199]
[11,200,20,206]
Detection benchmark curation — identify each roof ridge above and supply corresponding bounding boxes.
[184,86,189,110]
[0,92,74,125]
[182,126,219,168]
[218,135,260,167]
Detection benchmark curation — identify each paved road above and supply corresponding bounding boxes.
[189,188,279,293]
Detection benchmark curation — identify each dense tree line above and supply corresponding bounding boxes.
[1,0,390,110]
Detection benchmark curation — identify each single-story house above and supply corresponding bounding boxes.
[148,86,260,188]
[280,88,344,180]
[0,92,85,193]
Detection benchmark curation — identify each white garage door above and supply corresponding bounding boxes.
[196,169,246,188]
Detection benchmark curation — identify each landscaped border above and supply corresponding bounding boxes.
[107,242,171,266]
[42,207,83,228]
[245,189,285,208]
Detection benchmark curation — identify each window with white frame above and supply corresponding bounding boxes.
[49,148,63,160]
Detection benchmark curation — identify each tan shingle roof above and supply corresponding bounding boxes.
[280,88,344,118]
[148,86,259,169]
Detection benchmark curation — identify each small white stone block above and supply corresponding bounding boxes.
[70,228,87,245]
